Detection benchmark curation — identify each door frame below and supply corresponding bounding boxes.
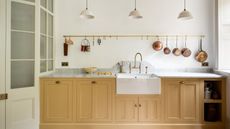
[0,0,7,129]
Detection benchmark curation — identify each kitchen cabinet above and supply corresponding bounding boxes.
[40,79,73,123]
[75,78,115,122]
[115,96,138,122]
[115,95,161,122]
[139,96,161,122]
[163,79,200,122]
[40,77,226,129]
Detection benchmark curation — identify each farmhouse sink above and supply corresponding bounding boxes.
[116,73,161,94]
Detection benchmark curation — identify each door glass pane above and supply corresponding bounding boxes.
[40,35,47,59]
[40,0,47,8]
[11,2,35,31]
[48,38,53,59]
[48,60,53,71]
[40,9,46,34]
[11,32,34,59]
[40,60,47,73]
[24,0,35,2]
[11,61,34,89]
[48,0,53,12]
[48,14,53,36]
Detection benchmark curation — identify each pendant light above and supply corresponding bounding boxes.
[178,0,193,20]
[129,0,143,19]
[80,0,95,19]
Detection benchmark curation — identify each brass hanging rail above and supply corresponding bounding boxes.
[63,34,205,39]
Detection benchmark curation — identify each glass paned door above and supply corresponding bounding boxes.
[6,1,37,129]
[11,1,35,89]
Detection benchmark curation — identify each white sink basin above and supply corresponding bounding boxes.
[116,74,161,94]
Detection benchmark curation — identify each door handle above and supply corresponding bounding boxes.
[0,93,8,100]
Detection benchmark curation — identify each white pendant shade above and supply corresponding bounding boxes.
[80,0,95,19]
[80,8,95,19]
[178,0,193,20]
[129,9,143,19]
[129,0,143,19]
[178,9,193,20]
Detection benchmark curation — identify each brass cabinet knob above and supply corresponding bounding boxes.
[139,104,141,107]
[134,104,138,107]
[55,81,60,84]
[91,81,96,84]
[179,81,185,84]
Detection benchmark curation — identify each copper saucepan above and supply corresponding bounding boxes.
[163,36,171,55]
[195,38,208,62]
[181,36,192,57]
[172,36,181,56]
[152,36,163,51]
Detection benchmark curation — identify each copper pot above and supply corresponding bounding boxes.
[173,36,181,56]
[181,36,192,57]
[195,38,208,62]
[163,37,171,55]
[152,37,163,51]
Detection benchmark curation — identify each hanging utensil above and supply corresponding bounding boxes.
[195,38,208,62]
[63,37,68,56]
[67,37,74,45]
[181,36,192,57]
[172,36,181,56]
[93,36,95,46]
[152,36,163,51]
[97,37,102,45]
[81,38,91,52]
[163,36,171,55]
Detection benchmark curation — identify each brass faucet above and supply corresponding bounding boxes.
[133,52,143,73]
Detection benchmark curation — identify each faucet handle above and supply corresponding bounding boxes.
[129,62,132,73]
[139,62,142,74]
[145,66,148,74]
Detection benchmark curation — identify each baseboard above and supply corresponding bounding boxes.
[40,123,225,129]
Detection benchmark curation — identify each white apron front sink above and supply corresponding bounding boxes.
[116,74,161,94]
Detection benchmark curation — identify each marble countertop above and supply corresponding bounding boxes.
[40,71,225,79]
[153,71,224,78]
[40,73,116,78]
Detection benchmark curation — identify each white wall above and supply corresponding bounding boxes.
[55,0,215,69]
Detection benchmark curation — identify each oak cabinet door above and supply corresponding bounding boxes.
[138,96,161,122]
[76,80,93,121]
[41,79,73,122]
[181,81,199,122]
[92,80,114,121]
[115,96,138,122]
[164,79,200,123]
[75,79,115,122]
[164,81,181,121]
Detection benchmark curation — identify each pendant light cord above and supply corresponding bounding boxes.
[135,0,137,10]
[86,0,88,10]
[184,0,186,10]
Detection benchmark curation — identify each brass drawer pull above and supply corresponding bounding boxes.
[179,81,185,84]
[91,81,96,84]
[55,81,60,84]
[139,104,141,107]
